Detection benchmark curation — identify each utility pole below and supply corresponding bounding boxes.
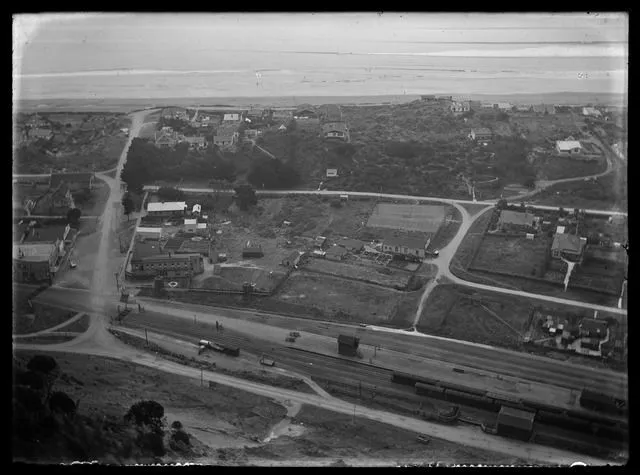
[201,368,203,387]
[145,329,149,346]
[352,403,356,425]
[114,272,120,292]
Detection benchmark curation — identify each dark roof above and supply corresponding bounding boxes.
[132,241,163,260]
[284,251,301,262]
[50,172,94,188]
[338,335,359,347]
[473,127,492,136]
[163,237,185,251]
[552,234,585,254]
[580,389,615,405]
[326,246,348,257]
[579,318,608,335]
[384,235,429,250]
[322,122,348,133]
[497,406,535,431]
[338,239,364,251]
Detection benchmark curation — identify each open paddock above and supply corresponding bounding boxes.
[470,234,552,278]
[274,272,406,324]
[367,203,446,233]
[193,265,288,293]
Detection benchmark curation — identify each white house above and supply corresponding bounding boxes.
[192,204,202,215]
[147,201,188,217]
[450,101,470,114]
[326,168,338,178]
[223,113,241,122]
[556,140,583,156]
[184,218,197,232]
[136,227,163,240]
[582,107,602,118]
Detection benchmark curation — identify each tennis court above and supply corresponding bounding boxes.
[367,203,446,233]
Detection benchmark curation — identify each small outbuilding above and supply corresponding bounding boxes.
[338,334,360,357]
[282,251,302,267]
[496,406,535,441]
[325,246,348,261]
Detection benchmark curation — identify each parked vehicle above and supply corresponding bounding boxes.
[69,259,77,269]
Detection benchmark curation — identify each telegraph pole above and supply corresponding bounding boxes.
[145,329,149,346]
[114,272,120,292]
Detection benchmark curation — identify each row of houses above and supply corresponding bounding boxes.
[14,173,95,217]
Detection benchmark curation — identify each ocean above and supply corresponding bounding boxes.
[13,14,628,110]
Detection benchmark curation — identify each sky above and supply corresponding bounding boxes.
[12,13,629,100]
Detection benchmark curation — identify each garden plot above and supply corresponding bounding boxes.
[302,258,412,289]
[367,203,446,233]
[470,234,552,278]
[275,272,404,324]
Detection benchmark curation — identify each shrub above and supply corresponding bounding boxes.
[171,429,191,447]
[27,355,59,376]
[170,420,183,431]
[15,370,47,392]
[137,430,166,456]
[49,391,77,416]
[124,400,166,432]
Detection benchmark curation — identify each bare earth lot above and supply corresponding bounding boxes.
[276,272,410,325]
[303,258,412,289]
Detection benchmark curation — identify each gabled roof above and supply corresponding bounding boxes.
[552,233,585,254]
[338,238,364,251]
[472,127,492,136]
[497,406,535,431]
[223,113,241,121]
[322,122,348,133]
[556,140,582,151]
[338,334,359,347]
[284,250,302,262]
[147,201,187,213]
[325,246,348,257]
[579,318,608,335]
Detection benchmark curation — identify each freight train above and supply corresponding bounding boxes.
[392,371,628,441]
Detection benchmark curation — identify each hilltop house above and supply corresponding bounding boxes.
[515,104,533,112]
[495,102,512,111]
[213,125,240,149]
[555,140,583,156]
[155,130,179,149]
[322,122,350,142]
[469,128,493,143]
[551,234,587,260]
[180,136,207,150]
[223,113,242,123]
[582,107,602,118]
[382,235,431,261]
[450,101,470,114]
[271,109,293,121]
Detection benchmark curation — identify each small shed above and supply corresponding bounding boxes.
[242,241,264,258]
[340,194,349,201]
[282,251,302,267]
[325,246,348,261]
[338,334,360,356]
[315,236,327,249]
[192,204,202,215]
[496,406,535,441]
[525,233,535,240]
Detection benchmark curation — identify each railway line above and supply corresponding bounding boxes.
[118,314,627,460]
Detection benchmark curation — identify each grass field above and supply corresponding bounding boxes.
[13,286,77,335]
[535,155,607,181]
[53,313,91,334]
[367,203,446,233]
[429,206,463,250]
[470,234,552,278]
[450,207,494,271]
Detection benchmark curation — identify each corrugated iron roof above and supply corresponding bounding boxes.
[147,201,187,213]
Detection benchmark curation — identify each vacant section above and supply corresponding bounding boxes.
[367,203,446,233]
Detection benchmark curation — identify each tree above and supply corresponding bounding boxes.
[72,187,92,206]
[122,193,134,221]
[125,400,166,433]
[286,119,297,132]
[496,199,508,210]
[67,207,82,225]
[49,391,77,416]
[157,187,185,202]
[27,354,59,399]
[233,184,258,211]
[523,177,536,189]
